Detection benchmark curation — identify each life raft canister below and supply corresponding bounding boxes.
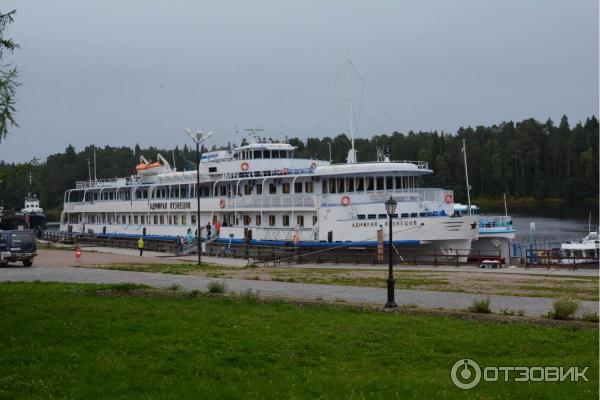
[241,162,250,171]
[444,192,454,204]
[219,199,226,208]
[341,195,351,206]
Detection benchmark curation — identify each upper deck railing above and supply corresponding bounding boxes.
[480,216,513,230]
[75,177,139,190]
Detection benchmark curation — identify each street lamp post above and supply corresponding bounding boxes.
[384,196,398,308]
[186,129,213,265]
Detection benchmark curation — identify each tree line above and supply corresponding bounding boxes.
[0,115,597,217]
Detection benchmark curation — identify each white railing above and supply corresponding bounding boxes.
[223,167,315,180]
[228,195,316,209]
[75,177,139,189]
[480,216,513,230]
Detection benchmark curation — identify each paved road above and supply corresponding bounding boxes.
[0,263,597,318]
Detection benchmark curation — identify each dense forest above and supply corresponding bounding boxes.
[0,115,597,218]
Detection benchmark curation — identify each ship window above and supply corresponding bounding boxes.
[134,215,139,224]
[257,185,263,195]
[410,213,418,218]
[396,177,402,189]
[305,181,313,193]
[208,166,217,173]
[128,215,131,224]
[283,215,290,226]
[367,214,376,219]
[356,177,364,192]
[401,213,408,218]
[220,186,227,196]
[386,177,393,190]
[243,215,251,226]
[262,150,269,159]
[256,215,261,226]
[376,177,384,191]
[419,213,427,217]
[153,215,158,224]
[403,177,410,189]
[297,215,304,227]
[357,214,366,220]
[244,185,252,195]
[190,215,196,224]
[366,177,374,191]
[254,150,261,159]
[329,178,336,193]
[269,215,276,226]
[282,183,290,194]
[322,180,327,194]
[347,178,354,192]
[312,215,317,226]
[181,186,188,198]
[280,150,286,158]
[378,214,387,219]
[140,215,145,224]
[269,183,277,194]
[272,151,279,159]
[294,182,303,193]
[182,215,187,225]
[337,178,345,193]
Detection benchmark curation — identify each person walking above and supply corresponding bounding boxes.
[206,222,212,239]
[137,237,144,256]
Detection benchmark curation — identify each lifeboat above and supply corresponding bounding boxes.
[135,155,171,176]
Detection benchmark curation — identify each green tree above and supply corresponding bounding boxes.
[0,10,19,143]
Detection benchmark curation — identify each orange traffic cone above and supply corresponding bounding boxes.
[75,245,81,262]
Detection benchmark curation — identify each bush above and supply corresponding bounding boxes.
[546,297,579,320]
[241,288,260,302]
[207,280,227,294]
[499,308,525,316]
[187,289,201,299]
[110,283,151,292]
[580,311,599,323]
[468,298,491,314]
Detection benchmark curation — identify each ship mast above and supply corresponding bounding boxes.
[346,58,357,163]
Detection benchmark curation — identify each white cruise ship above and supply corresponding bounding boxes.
[59,140,479,255]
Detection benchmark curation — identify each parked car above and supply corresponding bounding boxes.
[0,230,37,267]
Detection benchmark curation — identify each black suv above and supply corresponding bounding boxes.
[0,230,37,267]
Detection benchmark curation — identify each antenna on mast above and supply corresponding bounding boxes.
[462,139,472,215]
[346,55,357,163]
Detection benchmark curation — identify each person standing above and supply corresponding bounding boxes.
[215,220,221,237]
[137,237,144,256]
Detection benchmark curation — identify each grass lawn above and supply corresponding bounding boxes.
[84,262,600,301]
[0,282,596,399]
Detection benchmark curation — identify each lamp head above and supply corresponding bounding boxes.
[384,196,397,217]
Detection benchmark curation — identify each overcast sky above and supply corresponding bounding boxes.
[0,0,597,163]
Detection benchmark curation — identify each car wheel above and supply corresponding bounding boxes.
[22,260,33,267]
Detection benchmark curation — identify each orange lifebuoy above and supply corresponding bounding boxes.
[219,199,225,208]
[341,195,351,206]
[310,162,317,169]
[444,192,453,204]
[293,233,300,244]
[241,162,250,171]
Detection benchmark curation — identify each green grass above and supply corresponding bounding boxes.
[0,282,597,399]
[85,262,222,274]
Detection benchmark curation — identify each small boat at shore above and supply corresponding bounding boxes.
[560,230,599,265]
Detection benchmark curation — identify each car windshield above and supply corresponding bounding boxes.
[8,232,34,246]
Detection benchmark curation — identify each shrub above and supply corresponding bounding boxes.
[207,280,227,294]
[468,298,491,314]
[580,311,599,323]
[167,283,181,291]
[241,288,260,302]
[546,297,579,320]
[499,308,524,316]
[187,289,201,299]
[111,283,151,292]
